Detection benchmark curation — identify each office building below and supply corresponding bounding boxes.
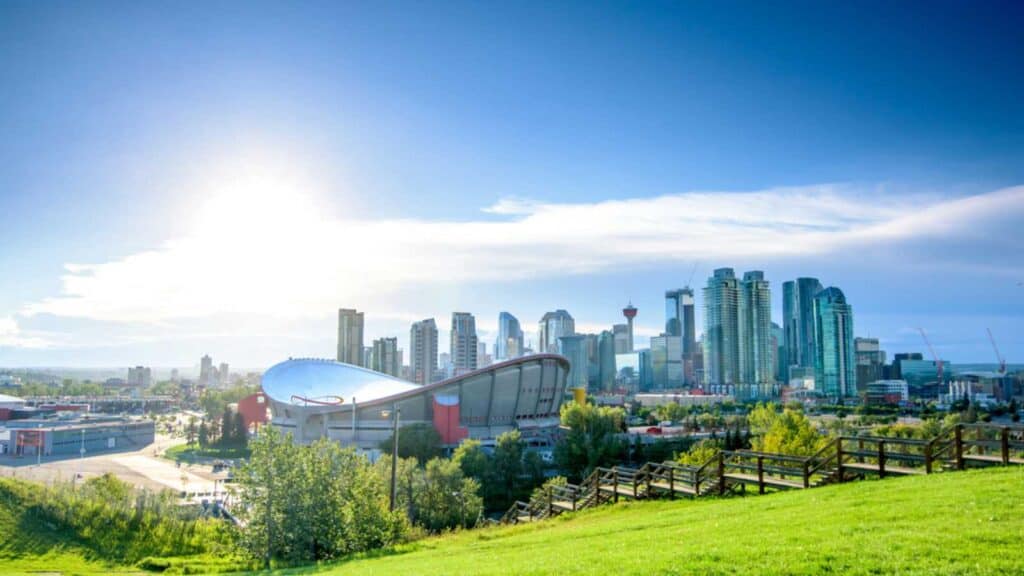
[783,277,823,382]
[665,288,697,384]
[477,341,492,368]
[371,337,401,377]
[337,308,365,366]
[495,312,524,361]
[703,268,741,391]
[597,330,616,392]
[410,318,439,385]
[771,322,785,383]
[738,271,774,399]
[650,334,684,390]
[855,337,886,391]
[127,366,151,388]
[199,354,215,387]
[219,362,230,386]
[558,334,589,390]
[538,310,575,353]
[612,324,630,354]
[812,287,856,398]
[450,312,478,376]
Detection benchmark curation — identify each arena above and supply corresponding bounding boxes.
[262,354,571,450]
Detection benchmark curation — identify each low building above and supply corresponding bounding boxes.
[865,380,909,405]
[2,416,155,458]
[634,393,733,408]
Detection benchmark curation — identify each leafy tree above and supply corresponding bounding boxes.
[414,457,483,531]
[220,408,234,447]
[233,412,248,447]
[379,423,442,463]
[489,430,525,507]
[237,426,406,565]
[748,403,828,456]
[185,416,198,445]
[198,421,209,448]
[452,438,488,480]
[676,439,720,466]
[555,402,626,482]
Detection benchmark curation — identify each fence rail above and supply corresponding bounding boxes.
[501,422,1024,524]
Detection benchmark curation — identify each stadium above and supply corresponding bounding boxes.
[262,354,571,450]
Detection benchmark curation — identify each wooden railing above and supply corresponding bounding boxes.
[500,423,1024,524]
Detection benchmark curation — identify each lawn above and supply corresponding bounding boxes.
[263,466,1024,576]
[163,442,251,463]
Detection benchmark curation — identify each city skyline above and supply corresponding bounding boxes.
[1,2,1022,367]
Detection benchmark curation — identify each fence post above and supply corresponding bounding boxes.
[757,456,765,494]
[572,487,577,512]
[548,487,553,517]
[613,468,619,503]
[718,452,725,496]
[1001,427,1010,465]
[802,459,810,489]
[836,438,844,483]
[924,442,933,474]
[954,425,964,470]
[877,441,886,479]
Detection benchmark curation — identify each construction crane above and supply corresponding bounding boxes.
[918,328,944,384]
[987,328,1007,375]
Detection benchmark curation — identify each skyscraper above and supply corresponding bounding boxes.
[813,287,856,398]
[738,271,774,398]
[495,312,524,361]
[597,330,616,392]
[622,303,637,352]
[771,322,785,383]
[703,268,740,390]
[666,289,697,383]
[558,334,588,390]
[450,312,478,375]
[371,337,401,377]
[337,308,365,366]
[612,324,630,354]
[650,334,684,390]
[538,310,575,353]
[782,278,823,382]
[199,354,214,387]
[855,337,885,391]
[410,318,438,385]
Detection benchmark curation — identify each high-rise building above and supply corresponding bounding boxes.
[663,288,697,385]
[337,308,365,366]
[219,362,230,386]
[771,322,785,383]
[813,287,856,398]
[622,303,637,352]
[558,334,588,390]
[855,337,886,391]
[495,312,524,361]
[782,278,823,382]
[450,312,478,376]
[127,366,152,388]
[703,268,740,391]
[410,318,438,385]
[612,324,630,354]
[597,330,616,392]
[538,310,575,353]
[371,337,401,377]
[477,341,492,368]
[650,334,684,390]
[199,354,214,387]
[738,271,774,399]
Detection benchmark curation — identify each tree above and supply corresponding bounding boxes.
[452,438,488,481]
[233,412,248,448]
[748,403,828,456]
[236,426,406,565]
[379,423,442,463]
[414,458,483,531]
[185,416,198,445]
[676,439,720,466]
[489,430,525,507]
[555,402,626,482]
[198,421,209,448]
[220,408,234,447]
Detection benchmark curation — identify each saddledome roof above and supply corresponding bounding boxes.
[261,358,419,406]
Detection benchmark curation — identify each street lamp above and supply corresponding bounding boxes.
[381,407,401,512]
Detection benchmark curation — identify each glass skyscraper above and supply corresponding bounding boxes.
[738,271,774,399]
[782,277,823,382]
[813,287,856,398]
[703,268,740,390]
[538,310,575,354]
[665,288,697,385]
[495,311,524,361]
[558,334,588,390]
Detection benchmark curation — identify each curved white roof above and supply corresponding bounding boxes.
[261,358,419,406]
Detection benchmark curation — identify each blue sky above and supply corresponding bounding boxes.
[1,1,1022,369]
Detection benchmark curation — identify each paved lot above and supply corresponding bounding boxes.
[0,432,227,498]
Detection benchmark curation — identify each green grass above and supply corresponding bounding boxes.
[260,466,1024,576]
[163,442,250,463]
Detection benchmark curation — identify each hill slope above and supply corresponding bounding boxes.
[278,467,1024,576]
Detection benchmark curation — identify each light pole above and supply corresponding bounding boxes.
[36,423,42,467]
[78,428,86,483]
[384,407,401,512]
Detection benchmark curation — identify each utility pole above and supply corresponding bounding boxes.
[389,407,401,512]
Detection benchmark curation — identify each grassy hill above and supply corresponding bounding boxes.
[3,467,1022,575]
[269,466,1024,576]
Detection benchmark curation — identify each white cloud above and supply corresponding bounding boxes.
[18,184,1024,332]
[0,316,50,349]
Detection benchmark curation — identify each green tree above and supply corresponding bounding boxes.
[555,402,626,482]
[185,416,198,445]
[220,407,234,447]
[233,412,248,448]
[452,438,488,480]
[236,426,406,565]
[379,423,442,463]
[748,403,828,456]
[198,421,209,448]
[414,458,483,531]
[676,439,720,466]
[489,430,525,507]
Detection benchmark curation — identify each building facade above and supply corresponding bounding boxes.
[703,268,741,390]
[410,318,439,385]
[371,337,401,377]
[738,271,774,399]
[782,277,823,383]
[450,312,479,376]
[337,308,365,366]
[665,288,697,385]
[812,287,856,398]
[538,310,575,354]
[495,312,524,361]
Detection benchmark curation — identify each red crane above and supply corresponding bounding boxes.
[918,328,944,383]
[987,328,1007,375]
